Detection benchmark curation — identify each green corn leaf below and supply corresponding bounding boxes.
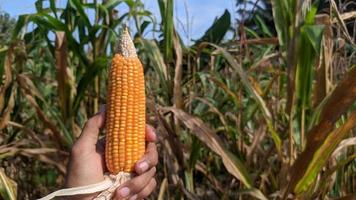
[11,15,29,40]
[271,0,290,47]
[200,42,282,152]
[49,0,58,18]
[303,25,324,55]
[195,9,231,45]
[70,0,92,28]
[104,0,124,10]
[139,38,171,102]
[158,0,174,61]
[255,15,272,37]
[73,57,109,114]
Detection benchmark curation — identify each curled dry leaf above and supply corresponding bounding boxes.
[55,31,76,124]
[19,152,67,174]
[330,0,354,44]
[7,121,44,147]
[0,47,13,112]
[332,137,356,157]
[159,106,268,200]
[173,31,183,110]
[17,74,64,148]
[156,110,184,185]
[0,49,14,131]
[0,88,15,130]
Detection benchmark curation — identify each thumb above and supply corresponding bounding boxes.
[76,106,106,150]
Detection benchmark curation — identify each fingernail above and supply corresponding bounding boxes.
[129,194,138,200]
[139,161,149,172]
[118,187,130,197]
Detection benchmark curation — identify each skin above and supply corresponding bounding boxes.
[65,107,158,200]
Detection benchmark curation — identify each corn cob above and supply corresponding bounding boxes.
[38,28,146,200]
[105,27,146,174]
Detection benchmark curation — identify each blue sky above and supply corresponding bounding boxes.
[0,0,236,43]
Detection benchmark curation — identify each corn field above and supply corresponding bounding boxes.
[0,0,355,199]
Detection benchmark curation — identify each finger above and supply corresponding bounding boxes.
[135,143,158,174]
[75,107,106,151]
[115,167,156,199]
[135,178,157,199]
[145,125,157,142]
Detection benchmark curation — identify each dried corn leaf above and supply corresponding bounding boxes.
[0,88,15,130]
[0,168,17,200]
[160,107,268,200]
[285,67,356,195]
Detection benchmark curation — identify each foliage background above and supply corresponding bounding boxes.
[0,0,355,199]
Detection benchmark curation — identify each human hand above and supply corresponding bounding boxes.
[65,108,158,200]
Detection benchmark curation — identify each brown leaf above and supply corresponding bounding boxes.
[0,48,16,137]
[159,107,255,189]
[0,143,68,175]
[157,110,185,168]
[173,31,183,110]
[17,74,64,148]
[299,111,356,194]
[0,47,13,112]
[0,146,59,156]
[7,121,44,147]
[19,152,67,174]
[314,14,333,106]
[248,76,264,96]
[286,67,356,191]
[330,0,354,44]
[172,31,183,134]
[236,37,279,45]
[308,67,356,147]
[55,32,75,121]
[0,87,15,130]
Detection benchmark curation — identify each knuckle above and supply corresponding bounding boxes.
[147,143,155,150]
[146,144,158,166]
[139,190,150,198]
[151,167,156,174]
[152,178,157,188]
[85,117,97,129]
[152,149,158,166]
[70,142,84,156]
[129,179,142,192]
[139,179,157,198]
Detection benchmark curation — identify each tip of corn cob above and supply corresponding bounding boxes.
[116,27,137,58]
